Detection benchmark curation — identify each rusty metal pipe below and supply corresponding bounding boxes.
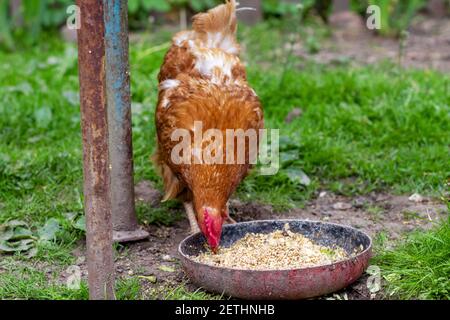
[76,0,115,300]
[104,0,149,243]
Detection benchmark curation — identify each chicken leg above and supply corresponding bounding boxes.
[226,216,237,224]
[224,202,237,224]
[183,201,200,234]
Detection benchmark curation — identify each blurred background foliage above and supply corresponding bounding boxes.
[0,0,448,51]
[354,0,429,36]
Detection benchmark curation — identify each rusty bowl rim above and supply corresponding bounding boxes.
[178,219,373,273]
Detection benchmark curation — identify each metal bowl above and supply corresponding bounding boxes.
[178,219,372,300]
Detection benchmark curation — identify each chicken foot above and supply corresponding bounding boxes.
[183,201,200,234]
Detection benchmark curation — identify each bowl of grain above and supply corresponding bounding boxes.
[178,219,372,299]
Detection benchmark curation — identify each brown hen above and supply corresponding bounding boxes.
[153,0,264,251]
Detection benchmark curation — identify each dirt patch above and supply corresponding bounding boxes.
[298,14,450,72]
[240,192,447,241]
[69,187,447,300]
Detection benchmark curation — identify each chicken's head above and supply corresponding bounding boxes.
[197,207,224,252]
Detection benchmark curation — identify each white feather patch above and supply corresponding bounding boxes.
[174,31,192,47]
[161,97,170,109]
[160,79,180,91]
[205,32,239,55]
[193,51,236,82]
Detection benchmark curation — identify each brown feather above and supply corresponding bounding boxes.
[192,0,237,38]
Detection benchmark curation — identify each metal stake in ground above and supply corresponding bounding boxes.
[104,0,149,243]
[77,0,115,300]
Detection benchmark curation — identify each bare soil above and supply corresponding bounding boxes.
[298,13,450,72]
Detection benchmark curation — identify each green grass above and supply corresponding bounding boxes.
[162,285,222,300]
[253,65,449,197]
[0,268,89,300]
[0,257,219,300]
[0,259,145,300]
[136,201,184,226]
[0,21,449,299]
[373,216,450,300]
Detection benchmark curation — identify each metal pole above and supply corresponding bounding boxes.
[76,0,115,300]
[104,0,149,243]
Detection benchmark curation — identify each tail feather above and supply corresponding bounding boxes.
[191,0,240,55]
[193,0,237,36]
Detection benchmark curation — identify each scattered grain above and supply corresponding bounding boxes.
[193,223,350,270]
